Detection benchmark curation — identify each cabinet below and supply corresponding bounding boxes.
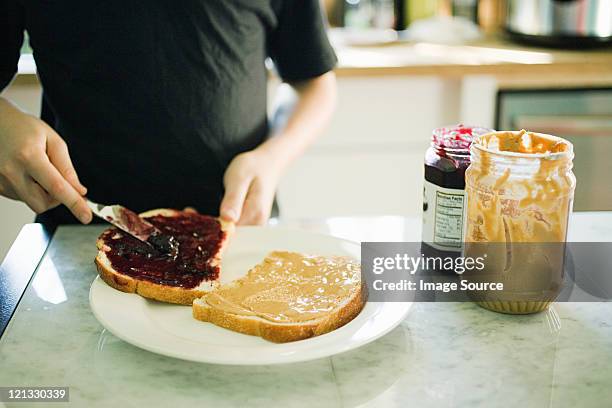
[496,88,612,211]
[276,75,494,217]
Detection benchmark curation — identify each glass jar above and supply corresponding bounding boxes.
[463,130,576,314]
[422,124,493,252]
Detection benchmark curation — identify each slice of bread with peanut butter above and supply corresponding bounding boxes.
[193,251,366,343]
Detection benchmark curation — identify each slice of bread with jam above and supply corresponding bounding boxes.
[95,208,234,305]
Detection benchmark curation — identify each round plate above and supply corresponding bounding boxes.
[89,226,412,365]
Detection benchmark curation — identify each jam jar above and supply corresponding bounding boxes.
[463,130,576,314]
[422,125,493,253]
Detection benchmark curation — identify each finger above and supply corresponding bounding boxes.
[46,132,87,195]
[238,179,273,226]
[220,175,251,223]
[11,174,59,214]
[0,185,19,200]
[0,174,20,200]
[25,154,92,223]
[30,179,60,209]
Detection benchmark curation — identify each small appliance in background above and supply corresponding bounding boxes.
[342,0,396,29]
[505,0,612,48]
[331,0,500,32]
[395,0,479,30]
[451,0,479,23]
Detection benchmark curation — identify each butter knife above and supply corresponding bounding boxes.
[86,199,178,255]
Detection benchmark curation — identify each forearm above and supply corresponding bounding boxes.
[256,71,337,169]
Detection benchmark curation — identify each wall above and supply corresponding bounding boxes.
[0,77,40,262]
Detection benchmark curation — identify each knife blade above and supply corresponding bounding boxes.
[86,199,178,256]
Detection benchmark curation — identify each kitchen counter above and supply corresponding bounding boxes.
[333,35,612,81]
[15,36,612,86]
[0,213,611,407]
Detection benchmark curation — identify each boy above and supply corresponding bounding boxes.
[0,1,337,228]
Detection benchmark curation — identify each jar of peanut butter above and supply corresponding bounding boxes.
[463,130,576,314]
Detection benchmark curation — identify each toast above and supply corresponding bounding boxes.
[95,208,234,305]
[193,251,366,343]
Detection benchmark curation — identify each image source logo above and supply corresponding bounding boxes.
[361,242,612,303]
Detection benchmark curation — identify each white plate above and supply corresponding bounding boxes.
[89,226,412,365]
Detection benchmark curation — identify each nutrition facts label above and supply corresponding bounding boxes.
[434,191,464,247]
[421,180,465,250]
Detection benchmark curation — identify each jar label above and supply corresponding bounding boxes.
[422,180,466,250]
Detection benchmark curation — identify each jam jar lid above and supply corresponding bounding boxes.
[432,124,494,152]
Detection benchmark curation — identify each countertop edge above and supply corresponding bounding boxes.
[0,224,51,338]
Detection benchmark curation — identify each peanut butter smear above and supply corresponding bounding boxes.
[204,251,362,323]
[465,130,575,243]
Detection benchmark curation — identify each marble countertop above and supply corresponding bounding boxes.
[0,213,611,407]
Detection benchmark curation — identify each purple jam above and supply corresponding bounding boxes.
[101,212,225,289]
[425,124,493,189]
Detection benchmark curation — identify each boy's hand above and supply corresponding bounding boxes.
[0,99,92,223]
[218,72,336,224]
[220,149,283,225]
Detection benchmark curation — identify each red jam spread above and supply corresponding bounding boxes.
[112,207,179,255]
[425,124,492,189]
[100,212,225,289]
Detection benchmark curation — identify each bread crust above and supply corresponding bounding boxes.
[192,274,367,343]
[95,208,234,305]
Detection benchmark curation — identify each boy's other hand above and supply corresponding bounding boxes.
[220,149,283,225]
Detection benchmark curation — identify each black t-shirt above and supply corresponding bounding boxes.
[0,0,336,225]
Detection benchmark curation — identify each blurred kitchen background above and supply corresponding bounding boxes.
[1,0,611,260]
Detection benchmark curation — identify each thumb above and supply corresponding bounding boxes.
[220,175,251,222]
